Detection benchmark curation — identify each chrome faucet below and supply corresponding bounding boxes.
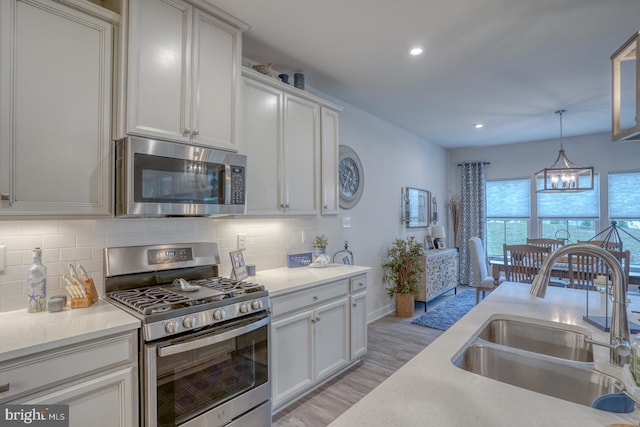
[530,243,630,367]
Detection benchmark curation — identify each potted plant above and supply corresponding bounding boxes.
[383,236,425,317]
[312,234,329,260]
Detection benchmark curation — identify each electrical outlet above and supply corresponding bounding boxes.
[342,217,351,229]
[237,233,247,250]
[301,231,306,244]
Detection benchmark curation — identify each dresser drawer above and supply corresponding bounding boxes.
[350,274,367,293]
[0,331,136,402]
[271,279,349,318]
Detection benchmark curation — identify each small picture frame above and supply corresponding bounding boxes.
[425,235,434,250]
[229,250,248,280]
[435,239,446,250]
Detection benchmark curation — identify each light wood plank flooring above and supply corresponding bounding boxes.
[272,289,459,427]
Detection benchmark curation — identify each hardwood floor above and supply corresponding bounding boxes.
[272,289,459,427]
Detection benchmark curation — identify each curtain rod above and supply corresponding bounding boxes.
[457,161,490,166]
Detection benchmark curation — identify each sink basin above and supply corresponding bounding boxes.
[454,343,624,407]
[478,317,594,362]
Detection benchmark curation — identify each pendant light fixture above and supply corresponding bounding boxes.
[535,109,594,193]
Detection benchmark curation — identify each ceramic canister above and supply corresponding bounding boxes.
[294,73,305,90]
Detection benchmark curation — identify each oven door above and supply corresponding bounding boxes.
[143,313,271,427]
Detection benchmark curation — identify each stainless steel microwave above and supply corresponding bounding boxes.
[115,136,247,217]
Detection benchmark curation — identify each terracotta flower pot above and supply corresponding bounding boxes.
[395,293,414,318]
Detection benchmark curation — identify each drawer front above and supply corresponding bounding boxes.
[272,279,349,318]
[0,331,136,402]
[349,274,367,293]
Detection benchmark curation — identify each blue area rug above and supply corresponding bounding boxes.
[412,290,476,331]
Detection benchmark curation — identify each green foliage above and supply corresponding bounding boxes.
[312,234,328,247]
[382,237,425,297]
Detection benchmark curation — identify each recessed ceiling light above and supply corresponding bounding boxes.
[473,123,484,129]
[409,47,424,56]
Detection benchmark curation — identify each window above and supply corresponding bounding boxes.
[609,171,640,267]
[486,178,530,258]
[537,175,600,242]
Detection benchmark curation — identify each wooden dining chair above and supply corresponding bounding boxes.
[577,240,622,251]
[568,249,630,291]
[526,238,565,252]
[503,244,551,284]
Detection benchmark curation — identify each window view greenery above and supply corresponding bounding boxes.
[485,173,640,270]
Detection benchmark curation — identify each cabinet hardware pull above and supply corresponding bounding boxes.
[184,128,192,136]
[313,296,318,301]
[311,318,316,323]
[323,204,328,209]
[0,193,10,205]
[353,303,357,307]
[192,129,199,136]
[316,317,320,322]
[0,383,9,393]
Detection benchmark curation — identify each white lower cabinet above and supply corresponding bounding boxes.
[1,331,138,427]
[270,273,367,412]
[350,274,368,359]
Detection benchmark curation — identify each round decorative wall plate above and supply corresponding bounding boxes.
[338,145,364,209]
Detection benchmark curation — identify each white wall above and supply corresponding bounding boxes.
[447,131,640,237]
[0,93,447,319]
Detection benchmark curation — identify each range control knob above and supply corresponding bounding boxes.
[213,309,226,320]
[251,300,263,310]
[164,320,179,334]
[182,316,197,329]
[239,303,249,313]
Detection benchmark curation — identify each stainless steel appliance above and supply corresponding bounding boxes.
[104,242,271,427]
[115,136,247,217]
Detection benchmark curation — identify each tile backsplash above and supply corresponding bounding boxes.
[0,217,315,312]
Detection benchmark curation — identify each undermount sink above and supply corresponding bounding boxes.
[477,317,594,362]
[454,343,624,407]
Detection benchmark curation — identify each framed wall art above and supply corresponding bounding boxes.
[402,187,431,228]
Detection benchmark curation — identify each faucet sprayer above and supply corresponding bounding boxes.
[530,243,630,367]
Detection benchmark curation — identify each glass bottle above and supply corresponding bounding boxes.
[27,247,47,313]
[631,333,640,385]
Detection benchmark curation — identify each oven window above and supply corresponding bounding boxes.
[155,323,269,426]
[134,153,225,204]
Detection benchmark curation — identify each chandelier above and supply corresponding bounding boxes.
[535,110,594,192]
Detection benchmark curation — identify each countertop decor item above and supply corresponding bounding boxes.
[312,234,328,262]
[338,145,364,209]
[383,236,425,317]
[27,247,47,313]
[535,109,594,193]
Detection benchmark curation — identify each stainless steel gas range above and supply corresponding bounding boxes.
[104,242,271,427]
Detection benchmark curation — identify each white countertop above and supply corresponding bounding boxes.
[252,264,371,296]
[0,299,140,363]
[329,282,640,427]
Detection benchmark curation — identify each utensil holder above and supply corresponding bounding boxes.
[70,277,98,309]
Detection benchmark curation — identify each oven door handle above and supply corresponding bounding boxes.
[157,315,270,357]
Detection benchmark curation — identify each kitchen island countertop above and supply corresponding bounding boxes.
[329,282,640,426]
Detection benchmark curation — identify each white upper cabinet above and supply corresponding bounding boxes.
[126,0,244,151]
[320,107,339,215]
[241,68,341,216]
[0,0,115,216]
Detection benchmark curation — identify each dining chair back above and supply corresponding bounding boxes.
[526,238,564,253]
[469,237,502,304]
[577,240,622,251]
[503,244,551,284]
[568,249,630,290]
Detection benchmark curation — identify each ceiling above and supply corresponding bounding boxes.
[209,0,640,149]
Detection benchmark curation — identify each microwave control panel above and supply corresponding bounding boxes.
[230,166,246,205]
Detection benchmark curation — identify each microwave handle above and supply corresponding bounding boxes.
[157,315,269,357]
[223,164,230,205]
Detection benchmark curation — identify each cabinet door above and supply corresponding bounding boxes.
[314,297,349,381]
[191,8,239,151]
[283,94,319,215]
[0,0,112,215]
[242,78,284,215]
[320,107,339,215]
[271,310,314,410]
[22,367,137,427]
[127,0,192,142]
[350,291,367,360]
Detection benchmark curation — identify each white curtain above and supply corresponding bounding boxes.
[459,162,488,285]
